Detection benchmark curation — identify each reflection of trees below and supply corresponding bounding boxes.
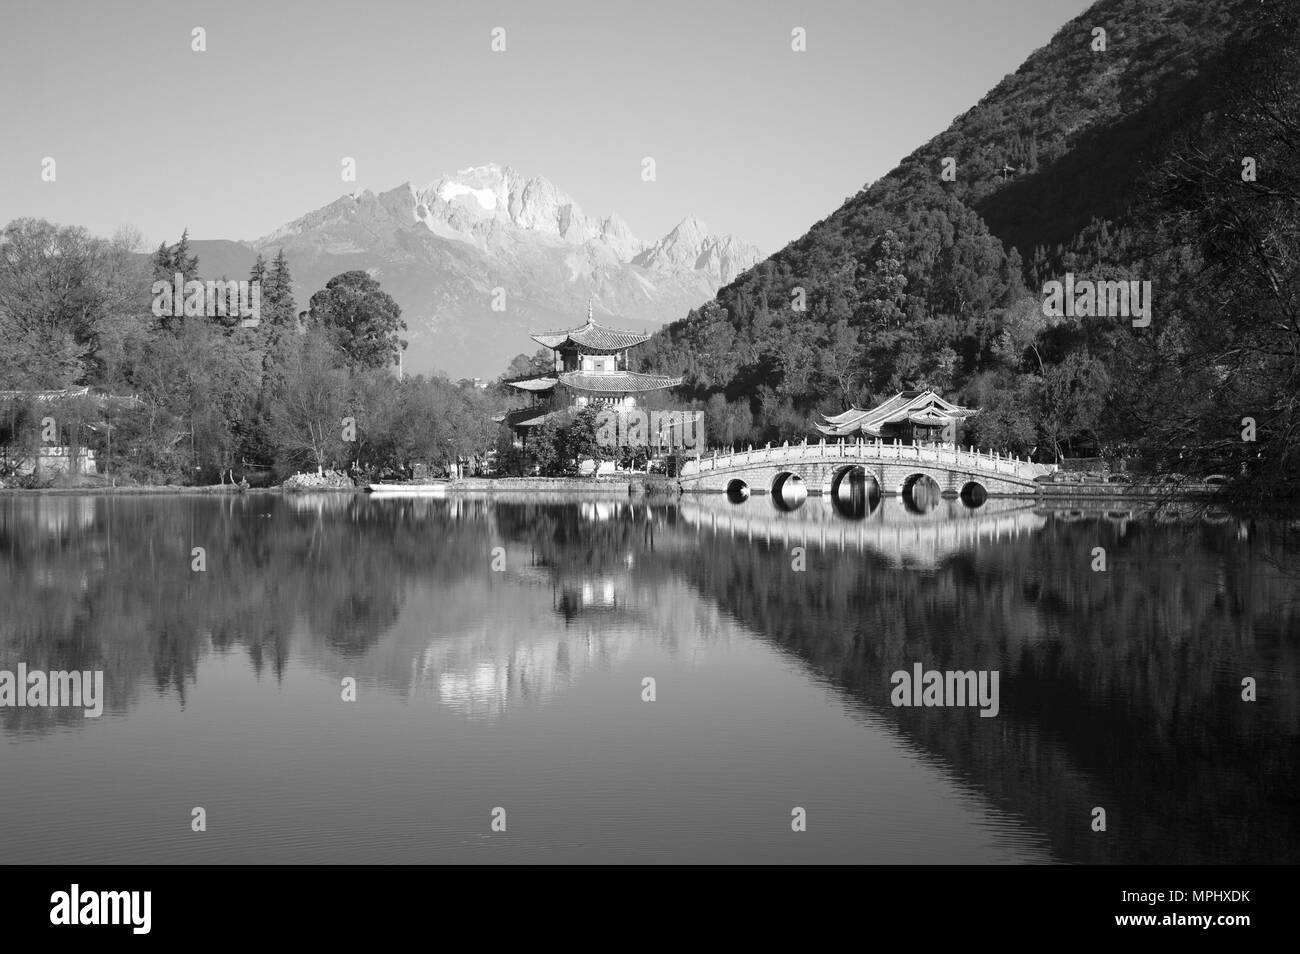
[0,493,693,734]
[298,496,713,716]
[6,492,1296,864]
[665,506,1300,864]
[0,495,491,730]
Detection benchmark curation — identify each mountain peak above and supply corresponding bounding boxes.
[673,213,709,234]
[247,161,762,374]
[633,214,757,284]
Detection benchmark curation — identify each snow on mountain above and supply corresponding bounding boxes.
[246,164,760,378]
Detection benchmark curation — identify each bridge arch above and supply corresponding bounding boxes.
[770,471,808,511]
[829,464,880,520]
[828,463,877,496]
[725,478,750,502]
[676,440,1057,496]
[901,473,942,513]
[959,480,988,508]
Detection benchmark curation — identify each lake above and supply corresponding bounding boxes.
[1,491,1296,864]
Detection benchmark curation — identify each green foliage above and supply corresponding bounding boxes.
[307,270,407,372]
[636,0,1291,488]
[526,406,609,476]
[151,228,198,283]
[493,426,532,477]
[0,219,150,388]
[269,328,349,475]
[1129,0,1300,499]
[499,348,554,382]
[0,227,508,486]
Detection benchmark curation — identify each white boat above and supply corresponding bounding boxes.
[365,482,449,496]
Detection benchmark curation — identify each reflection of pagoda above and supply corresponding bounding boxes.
[555,575,622,621]
[502,304,682,444]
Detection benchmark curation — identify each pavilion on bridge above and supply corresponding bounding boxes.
[814,390,978,444]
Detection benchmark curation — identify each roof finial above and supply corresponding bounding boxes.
[587,298,593,324]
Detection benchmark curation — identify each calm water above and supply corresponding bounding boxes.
[1,491,1297,864]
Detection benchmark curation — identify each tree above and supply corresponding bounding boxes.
[822,320,864,407]
[151,228,199,284]
[148,229,200,332]
[263,250,296,330]
[526,407,607,476]
[1137,2,1300,497]
[500,348,554,381]
[307,270,406,372]
[131,315,261,480]
[0,219,136,389]
[270,329,350,474]
[493,426,532,476]
[1040,351,1110,461]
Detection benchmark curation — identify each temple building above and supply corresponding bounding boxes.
[501,307,682,444]
[814,390,978,443]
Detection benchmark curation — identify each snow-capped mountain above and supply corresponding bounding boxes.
[243,164,760,377]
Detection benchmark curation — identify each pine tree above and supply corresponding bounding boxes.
[151,241,174,281]
[259,249,297,371]
[265,249,295,328]
[247,249,300,465]
[249,252,267,288]
[172,229,199,282]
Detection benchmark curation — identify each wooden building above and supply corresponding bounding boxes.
[501,308,682,444]
[814,390,978,444]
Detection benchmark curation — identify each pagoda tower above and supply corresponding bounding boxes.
[501,305,682,443]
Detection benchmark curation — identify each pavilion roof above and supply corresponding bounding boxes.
[558,370,682,394]
[503,375,558,393]
[532,318,651,353]
[815,390,977,437]
[501,406,562,429]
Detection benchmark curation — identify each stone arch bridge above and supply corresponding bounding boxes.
[678,439,1057,497]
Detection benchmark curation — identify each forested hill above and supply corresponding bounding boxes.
[636,0,1300,499]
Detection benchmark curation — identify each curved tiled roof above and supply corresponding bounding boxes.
[816,390,977,437]
[504,376,558,392]
[558,370,682,393]
[501,407,561,428]
[532,319,651,353]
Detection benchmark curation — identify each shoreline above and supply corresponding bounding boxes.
[0,476,1230,500]
[0,483,285,496]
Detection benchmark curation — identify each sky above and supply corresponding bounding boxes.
[0,0,1095,255]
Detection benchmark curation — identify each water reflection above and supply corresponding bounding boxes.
[771,472,808,512]
[902,474,943,513]
[725,478,751,503]
[0,492,1296,864]
[960,482,988,508]
[681,494,1047,569]
[830,466,881,520]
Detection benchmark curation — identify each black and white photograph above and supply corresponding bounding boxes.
[0,0,1294,930]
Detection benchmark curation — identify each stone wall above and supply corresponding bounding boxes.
[2,446,98,477]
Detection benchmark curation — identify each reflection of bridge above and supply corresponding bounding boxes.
[677,495,1048,568]
[679,440,1057,496]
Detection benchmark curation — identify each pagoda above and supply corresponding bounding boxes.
[814,390,977,443]
[501,306,682,443]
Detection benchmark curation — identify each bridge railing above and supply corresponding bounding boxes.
[679,439,1056,481]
